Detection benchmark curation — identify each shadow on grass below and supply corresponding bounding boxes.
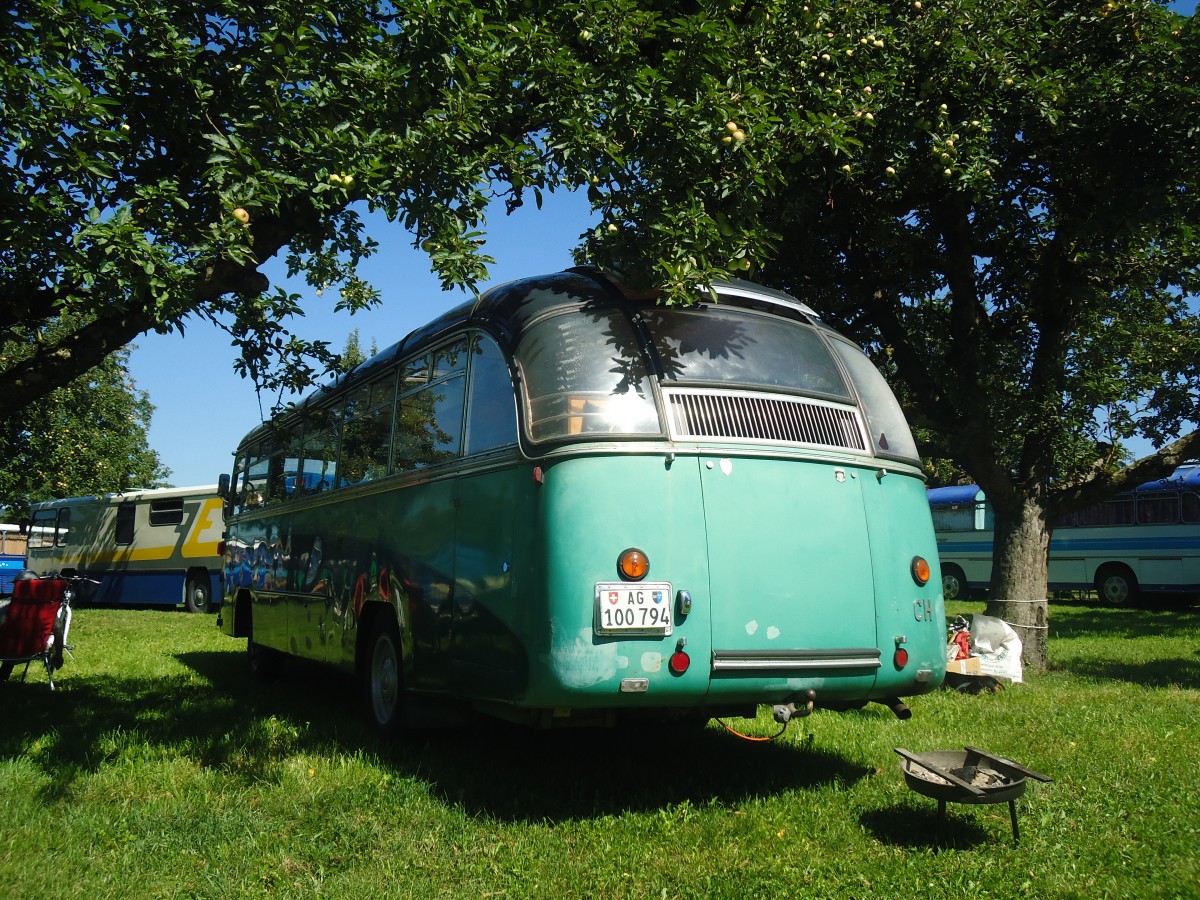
[1053,652,1200,689]
[1047,603,1200,640]
[861,804,996,849]
[1,647,873,823]
[397,721,873,822]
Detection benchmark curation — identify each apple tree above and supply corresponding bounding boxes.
[558,0,1200,670]
[0,344,169,516]
[5,0,1199,673]
[1,0,596,412]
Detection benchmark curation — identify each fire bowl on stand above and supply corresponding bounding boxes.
[895,746,1052,843]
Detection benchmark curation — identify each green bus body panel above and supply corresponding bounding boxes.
[861,470,946,695]
[223,465,530,701]
[447,466,526,695]
[524,453,944,709]
[222,452,944,713]
[698,456,879,699]
[528,454,712,707]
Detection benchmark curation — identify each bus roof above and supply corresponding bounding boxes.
[251,268,824,439]
[928,465,1200,506]
[927,485,986,507]
[31,484,218,510]
[1132,464,1200,494]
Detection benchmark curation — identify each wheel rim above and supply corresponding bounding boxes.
[1100,574,1130,605]
[191,583,209,612]
[370,633,400,724]
[942,574,962,601]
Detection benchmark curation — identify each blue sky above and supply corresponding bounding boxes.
[130,1,1196,486]
[129,190,598,486]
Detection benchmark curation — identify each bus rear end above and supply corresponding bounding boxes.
[510,276,945,724]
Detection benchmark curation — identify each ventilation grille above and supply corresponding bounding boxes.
[664,389,867,452]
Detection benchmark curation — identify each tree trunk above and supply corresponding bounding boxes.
[984,496,1051,673]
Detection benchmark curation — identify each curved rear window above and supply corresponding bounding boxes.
[829,339,919,462]
[640,306,852,400]
[516,310,661,442]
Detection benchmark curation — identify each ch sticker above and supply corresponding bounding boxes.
[913,598,933,622]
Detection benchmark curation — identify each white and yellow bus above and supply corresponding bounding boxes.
[27,486,224,612]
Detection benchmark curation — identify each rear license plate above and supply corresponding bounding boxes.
[594,582,673,636]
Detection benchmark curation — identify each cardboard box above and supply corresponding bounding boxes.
[946,656,981,675]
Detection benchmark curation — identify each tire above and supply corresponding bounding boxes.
[940,564,967,602]
[1095,566,1139,607]
[364,613,405,737]
[185,574,211,614]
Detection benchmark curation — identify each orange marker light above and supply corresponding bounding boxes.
[618,548,649,581]
[911,556,931,586]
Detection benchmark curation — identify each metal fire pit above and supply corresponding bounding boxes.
[895,746,1052,842]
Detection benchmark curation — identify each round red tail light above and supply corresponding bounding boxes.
[668,650,690,675]
[894,647,909,669]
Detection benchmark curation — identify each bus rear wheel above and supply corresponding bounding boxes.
[940,564,967,602]
[364,614,405,737]
[1096,565,1139,607]
[185,574,211,614]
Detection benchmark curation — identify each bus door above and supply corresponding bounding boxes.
[448,467,523,696]
[393,480,459,691]
[247,519,289,652]
[697,456,880,697]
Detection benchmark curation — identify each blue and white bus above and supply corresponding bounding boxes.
[0,524,28,594]
[929,466,1200,606]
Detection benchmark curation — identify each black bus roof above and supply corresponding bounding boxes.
[263,268,822,427]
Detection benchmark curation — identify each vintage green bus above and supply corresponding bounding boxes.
[217,269,945,733]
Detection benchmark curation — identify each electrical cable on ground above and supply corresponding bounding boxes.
[715,718,789,742]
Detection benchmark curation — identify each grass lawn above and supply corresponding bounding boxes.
[1,597,1198,899]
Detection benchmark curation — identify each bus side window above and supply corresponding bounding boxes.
[251,430,296,504]
[228,459,245,516]
[830,338,920,462]
[465,334,518,455]
[517,312,659,441]
[395,349,466,470]
[1137,491,1179,525]
[29,510,56,549]
[1184,492,1200,524]
[116,502,135,545]
[301,430,339,493]
[931,506,975,532]
[340,374,396,486]
[30,509,68,549]
[1079,497,1134,527]
[150,499,184,526]
[244,453,271,508]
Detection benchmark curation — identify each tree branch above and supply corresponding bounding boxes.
[0,305,162,412]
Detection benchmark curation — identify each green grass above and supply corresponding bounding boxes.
[2,599,1198,899]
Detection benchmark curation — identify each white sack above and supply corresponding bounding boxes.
[970,613,1023,683]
